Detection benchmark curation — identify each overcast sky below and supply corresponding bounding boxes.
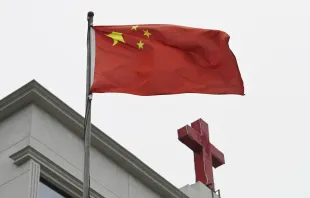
[1,0,310,198]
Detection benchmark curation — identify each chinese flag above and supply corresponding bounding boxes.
[90,24,244,96]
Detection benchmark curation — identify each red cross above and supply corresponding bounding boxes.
[177,119,225,190]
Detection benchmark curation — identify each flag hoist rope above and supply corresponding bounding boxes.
[83,11,94,198]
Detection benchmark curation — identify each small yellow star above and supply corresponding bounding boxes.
[131,25,138,30]
[143,30,151,38]
[137,40,144,49]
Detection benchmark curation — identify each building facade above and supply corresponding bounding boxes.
[0,80,219,198]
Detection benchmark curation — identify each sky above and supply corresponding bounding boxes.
[0,0,310,198]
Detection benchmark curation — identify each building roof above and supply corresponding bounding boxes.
[0,80,189,198]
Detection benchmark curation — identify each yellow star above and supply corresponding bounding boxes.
[143,30,151,38]
[131,25,138,30]
[105,31,126,46]
[137,40,144,49]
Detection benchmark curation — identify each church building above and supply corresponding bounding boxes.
[0,80,221,198]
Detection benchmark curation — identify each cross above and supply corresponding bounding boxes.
[177,119,225,190]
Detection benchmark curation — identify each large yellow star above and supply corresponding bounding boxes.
[105,31,125,46]
[131,25,138,31]
[143,30,151,38]
[137,40,144,49]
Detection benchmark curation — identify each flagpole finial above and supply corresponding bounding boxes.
[88,11,94,18]
[87,11,94,26]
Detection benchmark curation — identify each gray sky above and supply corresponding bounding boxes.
[1,0,310,197]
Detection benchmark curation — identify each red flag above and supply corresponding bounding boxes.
[90,24,244,96]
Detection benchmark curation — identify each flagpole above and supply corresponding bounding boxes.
[83,11,94,198]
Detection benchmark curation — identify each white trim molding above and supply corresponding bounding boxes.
[29,160,40,198]
[10,146,104,198]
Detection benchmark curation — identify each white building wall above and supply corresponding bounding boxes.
[0,103,217,198]
[129,176,161,198]
[0,106,40,198]
[0,165,30,198]
[29,104,162,198]
[0,106,31,187]
[180,182,220,198]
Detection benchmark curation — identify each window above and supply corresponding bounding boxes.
[38,178,72,198]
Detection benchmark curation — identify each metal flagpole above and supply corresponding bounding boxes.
[83,11,94,198]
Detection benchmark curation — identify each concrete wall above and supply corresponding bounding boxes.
[1,104,162,198]
[180,182,220,198]
[0,104,218,198]
[0,106,40,198]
